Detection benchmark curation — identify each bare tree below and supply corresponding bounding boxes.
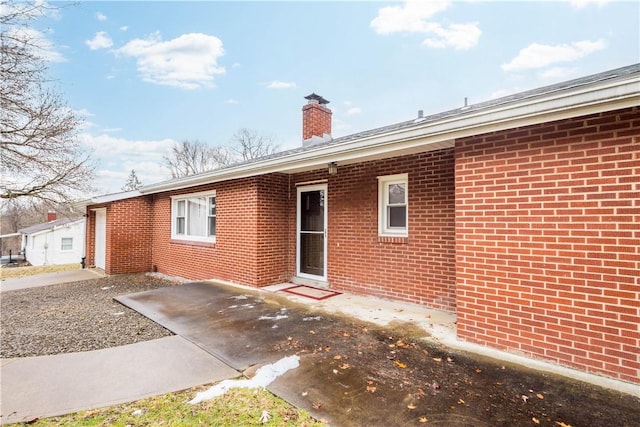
[121,169,142,191]
[1,0,94,204]
[230,128,278,162]
[164,140,231,178]
[164,130,279,178]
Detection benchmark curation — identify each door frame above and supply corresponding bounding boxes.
[296,184,328,282]
[93,208,106,270]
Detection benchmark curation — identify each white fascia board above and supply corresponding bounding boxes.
[141,74,639,195]
[73,190,142,208]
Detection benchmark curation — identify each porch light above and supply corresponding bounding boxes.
[328,161,338,175]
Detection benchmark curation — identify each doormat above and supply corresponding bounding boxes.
[280,285,342,301]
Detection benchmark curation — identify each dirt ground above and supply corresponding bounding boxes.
[117,281,640,427]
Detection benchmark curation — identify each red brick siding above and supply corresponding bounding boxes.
[455,106,640,384]
[107,197,153,274]
[85,208,97,269]
[147,176,289,286]
[256,174,290,285]
[302,102,332,140]
[289,148,457,311]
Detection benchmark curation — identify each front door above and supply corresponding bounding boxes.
[296,184,327,281]
[94,208,106,270]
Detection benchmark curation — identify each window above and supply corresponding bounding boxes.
[61,237,73,251]
[378,174,408,236]
[171,191,217,242]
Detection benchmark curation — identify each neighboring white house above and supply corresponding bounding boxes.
[19,217,85,266]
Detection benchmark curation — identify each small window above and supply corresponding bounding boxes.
[208,196,216,237]
[171,191,216,243]
[378,174,408,236]
[61,237,73,251]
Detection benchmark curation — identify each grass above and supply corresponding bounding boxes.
[1,263,81,279]
[25,385,325,427]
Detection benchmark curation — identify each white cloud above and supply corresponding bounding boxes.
[101,127,123,133]
[79,133,175,193]
[422,22,481,50]
[96,12,107,21]
[266,81,297,89]
[371,0,450,34]
[86,31,113,50]
[226,98,239,104]
[370,0,480,50]
[115,32,225,90]
[539,67,578,79]
[72,108,95,118]
[120,25,128,32]
[568,0,613,9]
[502,39,606,71]
[346,107,362,116]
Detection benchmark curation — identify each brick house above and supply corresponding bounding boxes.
[79,64,639,385]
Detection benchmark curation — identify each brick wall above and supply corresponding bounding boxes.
[148,175,289,286]
[455,106,640,384]
[108,196,153,274]
[302,102,332,140]
[256,173,290,285]
[289,148,457,311]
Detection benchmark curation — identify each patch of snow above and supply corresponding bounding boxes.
[258,315,289,321]
[101,286,114,290]
[230,295,250,300]
[241,304,255,308]
[229,305,238,309]
[303,316,322,321]
[112,312,125,316]
[189,355,300,404]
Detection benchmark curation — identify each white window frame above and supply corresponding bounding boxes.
[171,190,217,243]
[60,237,73,251]
[378,173,408,237]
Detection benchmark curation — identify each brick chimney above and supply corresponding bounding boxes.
[47,211,57,222]
[302,93,332,146]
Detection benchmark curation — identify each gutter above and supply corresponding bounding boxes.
[141,69,639,195]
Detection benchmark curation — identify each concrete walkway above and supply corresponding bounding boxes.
[0,269,105,292]
[0,336,238,424]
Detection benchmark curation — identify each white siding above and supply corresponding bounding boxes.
[24,220,85,266]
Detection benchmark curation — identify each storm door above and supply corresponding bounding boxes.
[296,184,327,281]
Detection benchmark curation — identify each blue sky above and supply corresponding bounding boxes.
[30,0,640,193]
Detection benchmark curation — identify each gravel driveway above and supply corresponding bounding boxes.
[1,274,175,358]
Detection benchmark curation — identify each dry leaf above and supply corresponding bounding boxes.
[333,355,342,360]
[475,368,482,373]
[407,403,417,409]
[389,344,396,348]
[339,363,351,369]
[394,361,407,369]
[521,395,529,403]
[343,332,350,337]
[458,398,465,404]
[301,391,308,396]
[309,330,316,335]
[555,422,572,427]
[419,417,428,423]
[366,385,377,393]
[446,357,453,363]
[532,417,540,425]
[332,369,338,375]
[432,357,442,362]
[536,393,544,400]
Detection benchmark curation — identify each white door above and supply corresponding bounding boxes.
[296,184,327,281]
[94,208,106,270]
